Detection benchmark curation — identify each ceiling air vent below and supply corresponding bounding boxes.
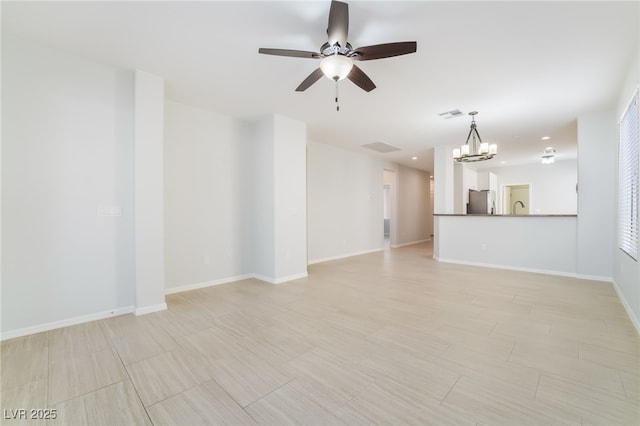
[362,142,401,153]
[439,109,463,119]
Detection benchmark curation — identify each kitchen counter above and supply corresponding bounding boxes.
[434,214,577,217]
[434,214,578,275]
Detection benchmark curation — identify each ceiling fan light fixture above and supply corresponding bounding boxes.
[258,1,416,95]
[541,147,556,164]
[320,54,353,81]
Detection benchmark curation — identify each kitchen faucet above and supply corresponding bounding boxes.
[512,200,525,215]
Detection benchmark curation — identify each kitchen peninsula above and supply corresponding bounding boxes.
[434,213,580,278]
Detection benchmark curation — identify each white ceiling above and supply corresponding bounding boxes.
[2,1,638,173]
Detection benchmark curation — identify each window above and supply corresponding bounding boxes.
[618,89,639,261]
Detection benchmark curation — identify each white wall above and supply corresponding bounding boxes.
[163,100,252,292]
[477,171,497,192]
[134,70,166,314]
[396,165,431,246]
[577,112,615,280]
[434,145,454,214]
[477,160,578,215]
[436,216,577,275]
[164,109,307,289]
[453,162,464,214]
[307,142,383,263]
[272,115,308,280]
[429,177,435,237]
[234,121,258,275]
[462,166,478,211]
[1,35,136,335]
[613,51,640,330]
[250,114,308,282]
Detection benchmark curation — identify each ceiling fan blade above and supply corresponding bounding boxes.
[296,68,325,92]
[347,65,376,92]
[353,41,417,61]
[258,48,321,59]
[327,1,349,47]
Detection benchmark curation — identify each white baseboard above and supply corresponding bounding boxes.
[165,274,254,295]
[308,248,383,265]
[0,306,135,341]
[166,271,308,293]
[391,238,431,248]
[252,272,308,284]
[575,273,614,283]
[612,279,640,335]
[437,257,621,286]
[134,303,167,316]
[436,257,580,279]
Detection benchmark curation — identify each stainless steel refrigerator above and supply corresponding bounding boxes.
[468,189,496,214]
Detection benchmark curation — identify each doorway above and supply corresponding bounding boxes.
[503,184,530,215]
[383,170,396,249]
[384,184,391,247]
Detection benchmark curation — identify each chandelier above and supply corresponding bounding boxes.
[453,111,497,162]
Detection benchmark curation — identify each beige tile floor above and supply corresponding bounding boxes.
[1,242,639,425]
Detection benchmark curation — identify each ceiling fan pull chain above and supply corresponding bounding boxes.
[335,80,340,112]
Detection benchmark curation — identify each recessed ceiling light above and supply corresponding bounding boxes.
[541,136,551,140]
[500,161,506,164]
[411,156,418,160]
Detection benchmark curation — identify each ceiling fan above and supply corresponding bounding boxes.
[258,0,417,93]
